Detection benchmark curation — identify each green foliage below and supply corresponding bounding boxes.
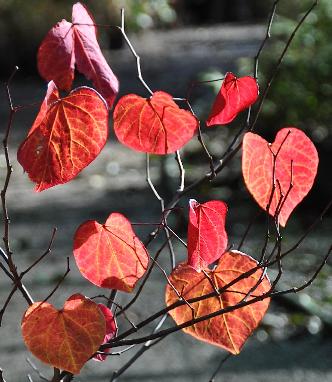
[250,0,332,143]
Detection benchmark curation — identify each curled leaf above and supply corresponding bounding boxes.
[93,304,117,361]
[206,72,258,126]
[187,199,228,272]
[37,20,75,92]
[242,127,319,226]
[72,3,119,107]
[73,213,149,292]
[113,91,198,154]
[37,2,119,107]
[165,251,271,354]
[17,85,109,192]
[21,294,106,374]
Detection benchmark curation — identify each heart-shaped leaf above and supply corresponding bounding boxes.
[38,2,119,107]
[93,304,117,362]
[21,294,106,374]
[73,213,149,292]
[206,72,258,126]
[17,84,109,192]
[242,128,319,226]
[187,199,228,272]
[113,91,198,154]
[165,251,270,354]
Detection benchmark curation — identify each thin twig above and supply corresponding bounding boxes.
[175,150,185,192]
[0,285,18,326]
[117,239,169,315]
[110,337,164,381]
[209,353,232,382]
[110,316,168,381]
[254,0,279,79]
[146,154,176,269]
[117,8,153,95]
[20,228,57,277]
[26,359,49,382]
[250,0,319,132]
[42,257,70,304]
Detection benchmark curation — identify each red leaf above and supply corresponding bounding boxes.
[21,294,106,374]
[37,20,75,92]
[17,85,108,192]
[93,304,117,362]
[206,72,258,126]
[29,81,60,136]
[113,91,198,154]
[242,128,319,226]
[165,251,271,354]
[72,3,119,107]
[37,2,119,108]
[73,213,149,292]
[187,199,228,271]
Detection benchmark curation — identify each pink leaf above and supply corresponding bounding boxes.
[187,199,228,272]
[37,20,75,92]
[37,2,119,108]
[206,72,258,126]
[72,3,119,108]
[242,128,319,226]
[93,304,117,362]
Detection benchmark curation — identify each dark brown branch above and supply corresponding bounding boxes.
[250,0,319,132]
[20,228,57,277]
[117,239,169,315]
[110,337,164,381]
[254,0,279,79]
[0,285,18,326]
[110,315,168,381]
[42,257,70,304]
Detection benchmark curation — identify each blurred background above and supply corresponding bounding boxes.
[0,1,331,381]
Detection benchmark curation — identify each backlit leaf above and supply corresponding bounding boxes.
[72,3,119,107]
[37,2,119,107]
[187,199,228,272]
[73,213,149,292]
[242,128,319,226]
[165,251,270,354]
[93,304,117,362]
[206,72,258,126]
[37,20,75,92]
[21,294,105,374]
[17,85,108,192]
[113,91,198,154]
[29,81,60,136]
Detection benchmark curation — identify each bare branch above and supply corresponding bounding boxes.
[26,359,49,382]
[0,285,18,326]
[42,258,70,304]
[117,8,153,95]
[250,1,319,131]
[175,150,185,192]
[20,228,57,277]
[209,353,232,382]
